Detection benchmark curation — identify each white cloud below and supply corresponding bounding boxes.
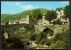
[19,4,37,10]
[5,2,34,9]
[15,2,21,6]
[61,2,69,5]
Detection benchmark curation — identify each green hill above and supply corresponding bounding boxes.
[1,8,48,24]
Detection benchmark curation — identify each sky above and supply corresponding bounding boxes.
[1,1,69,14]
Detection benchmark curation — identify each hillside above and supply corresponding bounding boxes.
[1,8,49,24]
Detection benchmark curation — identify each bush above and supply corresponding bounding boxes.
[35,32,49,45]
[30,33,37,41]
[2,37,25,48]
[50,29,69,49]
[53,33,63,43]
[50,40,66,49]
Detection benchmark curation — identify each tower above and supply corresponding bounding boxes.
[60,10,64,17]
[25,14,29,24]
[42,13,49,26]
[56,10,61,19]
[42,13,45,20]
[56,10,64,19]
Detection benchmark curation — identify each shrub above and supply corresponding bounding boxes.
[50,40,66,49]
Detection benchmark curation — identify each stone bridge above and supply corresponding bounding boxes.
[2,22,57,40]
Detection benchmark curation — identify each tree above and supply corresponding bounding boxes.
[64,5,69,19]
[45,10,57,22]
[35,32,47,44]
[50,40,66,49]
[30,33,37,41]
[56,7,64,11]
[31,9,42,21]
[51,28,69,49]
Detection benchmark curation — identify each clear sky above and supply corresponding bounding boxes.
[1,1,69,14]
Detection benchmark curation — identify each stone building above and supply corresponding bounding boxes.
[51,10,69,25]
[1,23,5,25]
[8,15,30,25]
[19,14,29,24]
[35,13,50,32]
[60,10,64,17]
[42,13,50,26]
[56,11,61,19]
[8,14,36,25]
[9,20,19,24]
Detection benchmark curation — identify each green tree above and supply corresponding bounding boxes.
[51,28,69,49]
[31,9,42,21]
[50,40,66,49]
[45,10,57,22]
[35,32,47,44]
[64,5,69,19]
[56,7,64,11]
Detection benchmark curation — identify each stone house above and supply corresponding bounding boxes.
[35,13,50,32]
[51,10,69,25]
[19,15,29,24]
[9,20,19,24]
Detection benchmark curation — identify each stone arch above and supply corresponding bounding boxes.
[42,27,54,36]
